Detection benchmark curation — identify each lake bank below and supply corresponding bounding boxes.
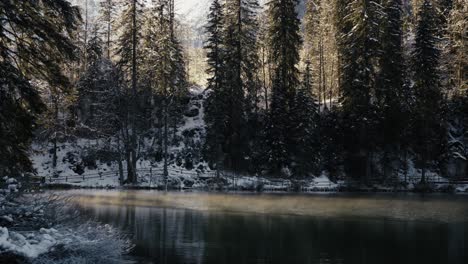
[42,173,468,194]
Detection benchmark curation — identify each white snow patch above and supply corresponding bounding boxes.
[0,227,57,259]
[456,185,468,193]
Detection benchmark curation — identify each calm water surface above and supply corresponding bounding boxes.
[75,191,468,264]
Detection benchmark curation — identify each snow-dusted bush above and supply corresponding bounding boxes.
[32,223,133,264]
[0,223,133,264]
[0,191,133,263]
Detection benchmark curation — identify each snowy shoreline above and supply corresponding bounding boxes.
[43,178,468,194]
[0,192,133,263]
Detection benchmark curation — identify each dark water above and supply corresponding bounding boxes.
[77,191,468,264]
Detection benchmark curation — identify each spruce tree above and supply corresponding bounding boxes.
[338,0,382,182]
[205,0,260,171]
[290,61,319,177]
[412,0,445,183]
[114,0,144,183]
[77,28,121,136]
[376,0,407,180]
[99,0,117,60]
[334,0,352,91]
[140,0,187,186]
[0,0,80,177]
[205,0,224,93]
[222,23,248,170]
[266,0,302,174]
[204,0,227,170]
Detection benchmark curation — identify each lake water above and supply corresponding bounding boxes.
[74,191,468,264]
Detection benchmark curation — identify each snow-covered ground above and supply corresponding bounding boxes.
[0,189,132,263]
[0,227,67,259]
[0,227,56,259]
[30,85,214,188]
[0,224,132,263]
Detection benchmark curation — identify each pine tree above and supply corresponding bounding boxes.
[376,0,407,180]
[165,0,188,185]
[204,0,227,171]
[304,0,322,108]
[140,0,187,186]
[222,23,248,170]
[77,28,120,135]
[304,0,338,110]
[338,0,382,182]
[266,0,302,174]
[223,0,260,108]
[334,0,353,92]
[412,0,445,183]
[205,0,225,93]
[290,61,319,176]
[319,106,344,179]
[204,0,260,171]
[99,0,117,60]
[114,0,144,184]
[0,0,80,177]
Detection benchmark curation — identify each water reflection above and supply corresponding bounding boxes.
[77,192,468,264]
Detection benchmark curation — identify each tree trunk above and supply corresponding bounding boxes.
[329,62,334,109]
[52,97,59,169]
[129,0,138,184]
[420,119,428,184]
[321,38,327,110]
[318,38,322,112]
[163,101,168,191]
[107,13,111,60]
[83,0,89,72]
[262,46,268,112]
[118,153,124,185]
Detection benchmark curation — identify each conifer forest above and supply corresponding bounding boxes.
[0,0,467,263]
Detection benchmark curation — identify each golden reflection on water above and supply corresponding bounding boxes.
[70,190,468,223]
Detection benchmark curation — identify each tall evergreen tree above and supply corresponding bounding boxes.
[76,28,125,182]
[222,23,248,170]
[266,0,302,174]
[376,0,407,179]
[77,28,120,135]
[290,61,319,176]
[0,0,80,177]
[205,0,260,171]
[204,0,227,170]
[140,0,187,187]
[412,0,445,183]
[114,0,144,183]
[338,0,382,182]
[99,0,117,60]
[334,0,353,93]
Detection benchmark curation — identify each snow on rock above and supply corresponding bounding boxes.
[0,224,133,262]
[309,175,340,190]
[1,215,13,223]
[0,226,57,259]
[456,185,468,193]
